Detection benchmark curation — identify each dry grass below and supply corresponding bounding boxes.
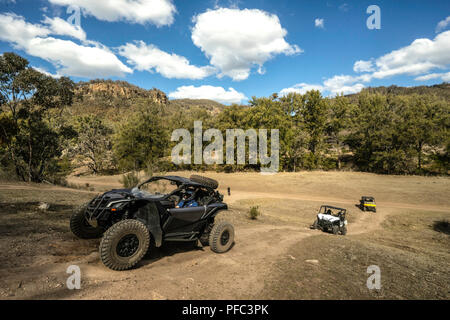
[68,170,450,206]
[1,171,449,299]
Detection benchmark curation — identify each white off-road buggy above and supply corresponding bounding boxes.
[310,205,347,235]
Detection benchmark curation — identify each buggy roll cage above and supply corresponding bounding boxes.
[319,205,347,215]
[136,176,217,201]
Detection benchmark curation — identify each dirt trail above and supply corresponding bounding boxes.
[1,178,447,300]
[60,206,384,299]
[224,189,443,236]
[3,186,387,299]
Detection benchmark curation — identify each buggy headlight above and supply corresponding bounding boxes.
[108,201,128,211]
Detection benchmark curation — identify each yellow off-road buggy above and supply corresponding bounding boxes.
[359,196,376,212]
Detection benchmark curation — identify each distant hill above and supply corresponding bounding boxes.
[168,99,225,115]
[347,82,450,100]
[68,79,449,121]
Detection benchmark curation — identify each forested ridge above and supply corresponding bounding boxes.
[1,53,448,183]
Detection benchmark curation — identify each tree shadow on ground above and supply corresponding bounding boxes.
[0,201,74,236]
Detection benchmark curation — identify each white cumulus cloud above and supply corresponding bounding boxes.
[169,85,247,104]
[191,7,301,81]
[414,71,450,82]
[371,31,450,79]
[436,16,450,33]
[0,13,132,78]
[353,60,374,73]
[280,83,324,96]
[323,75,365,95]
[314,18,324,29]
[280,75,367,97]
[283,27,450,98]
[42,16,86,41]
[48,0,176,26]
[118,41,216,80]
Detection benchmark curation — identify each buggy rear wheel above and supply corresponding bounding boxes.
[70,203,103,239]
[209,222,234,253]
[99,220,150,271]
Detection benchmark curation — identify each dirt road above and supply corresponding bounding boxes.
[0,172,448,299]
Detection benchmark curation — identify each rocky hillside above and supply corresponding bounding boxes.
[75,79,168,104]
[68,79,226,121]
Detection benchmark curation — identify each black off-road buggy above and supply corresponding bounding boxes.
[359,196,376,212]
[69,175,234,271]
[310,205,347,235]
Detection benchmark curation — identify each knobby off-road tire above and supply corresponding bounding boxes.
[332,225,340,235]
[190,175,219,189]
[209,222,234,253]
[311,219,319,229]
[70,203,104,239]
[99,220,150,271]
[341,226,347,235]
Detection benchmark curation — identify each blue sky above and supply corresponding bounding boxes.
[0,0,449,104]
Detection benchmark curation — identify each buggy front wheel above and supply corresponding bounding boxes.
[340,226,347,235]
[209,222,234,253]
[332,225,339,235]
[99,220,150,271]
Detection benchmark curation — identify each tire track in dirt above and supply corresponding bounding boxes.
[2,183,446,299]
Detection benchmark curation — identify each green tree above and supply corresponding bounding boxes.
[397,94,448,172]
[327,95,352,169]
[0,52,75,182]
[72,115,114,174]
[297,90,329,168]
[113,104,167,172]
[346,93,413,174]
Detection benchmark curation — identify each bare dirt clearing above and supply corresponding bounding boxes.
[0,172,449,299]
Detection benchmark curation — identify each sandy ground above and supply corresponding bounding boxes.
[0,171,449,299]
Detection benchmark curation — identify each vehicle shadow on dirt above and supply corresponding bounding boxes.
[432,220,450,235]
[140,241,206,266]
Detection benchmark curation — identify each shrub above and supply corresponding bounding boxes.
[249,206,261,220]
[120,171,140,189]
